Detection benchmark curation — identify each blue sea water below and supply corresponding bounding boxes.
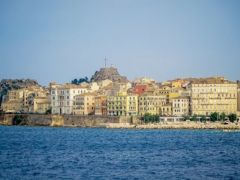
[0,126,240,180]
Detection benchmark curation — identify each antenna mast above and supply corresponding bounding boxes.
[104,57,107,68]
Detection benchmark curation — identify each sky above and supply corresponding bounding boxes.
[0,0,240,85]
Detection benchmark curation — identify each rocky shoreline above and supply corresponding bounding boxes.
[105,121,240,130]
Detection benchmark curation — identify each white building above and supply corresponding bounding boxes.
[172,97,190,116]
[50,83,89,114]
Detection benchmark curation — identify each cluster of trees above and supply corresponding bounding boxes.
[71,77,89,85]
[142,113,160,123]
[142,112,238,124]
[183,112,238,122]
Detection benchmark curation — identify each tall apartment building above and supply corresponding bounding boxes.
[50,83,88,114]
[190,78,237,116]
[127,94,138,116]
[172,97,190,116]
[107,93,138,116]
[138,93,167,116]
[72,93,95,115]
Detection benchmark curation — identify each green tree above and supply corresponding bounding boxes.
[220,112,226,121]
[190,114,197,121]
[71,79,78,85]
[210,112,219,122]
[143,113,159,123]
[228,113,237,122]
[183,115,190,121]
[200,115,207,122]
[71,77,89,85]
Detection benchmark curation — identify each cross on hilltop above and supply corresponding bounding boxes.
[104,57,114,68]
[104,57,107,68]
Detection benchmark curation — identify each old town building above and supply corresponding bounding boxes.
[72,93,95,115]
[1,86,50,113]
[172,97,190,116]
[94,95,107,116]
[138,93,167,116]
[107,92,138,116]
[50,83,88,114]
[161,104,172,116]
[189,77,237,116]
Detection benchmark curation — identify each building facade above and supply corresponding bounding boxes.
[172,97,190,116]
[50,83,88,114]
[138,94,167,116]
[237,83,240,112]
[190,80,237,116]
[1,89,24,113]
[161,104,172,116]
[126,94,138,116]
[32,97,51,113]
[72,93,95,115]
[107,93,138,116]
[94,95,107,116]
[1,86,50,113]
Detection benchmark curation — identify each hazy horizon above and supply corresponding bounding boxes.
[1,0,240,85]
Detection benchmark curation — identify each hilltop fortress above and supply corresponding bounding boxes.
[91,67,128,83]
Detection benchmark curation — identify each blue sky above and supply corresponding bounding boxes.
[0,0,240,85]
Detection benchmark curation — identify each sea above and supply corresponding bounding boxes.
[0,126,240,180]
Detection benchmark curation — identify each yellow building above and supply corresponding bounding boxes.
[22,86,50,112]
[156,85,171,96]
[161,104,172,116]
[126,94,138,116]
[32,97,51,114]
[171,79,186,88]
[172,97,190,116]
[107,92,138,116]
[237,83,240,112]
[138,93,167,116]
[190,78,237,116]
[72,93,95,115]
[1,89,24,113]
[1,86,50,113]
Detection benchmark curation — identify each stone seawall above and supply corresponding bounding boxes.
[0,114,239,129]
[0,114,128,127]
[62,115,122,127]
[0,114,52,126]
